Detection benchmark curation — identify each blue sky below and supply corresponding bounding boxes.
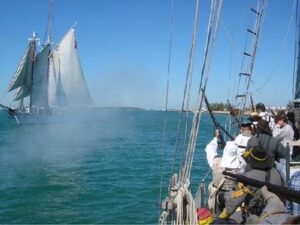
[0,0,296,109]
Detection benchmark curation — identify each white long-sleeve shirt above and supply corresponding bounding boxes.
[205,137,247,189]
[273,123,294,181]
[272,124,294,147]
[259,112,275,130]
[205,137,218,169]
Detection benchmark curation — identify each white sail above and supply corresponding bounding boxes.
[48,50,68,107]
[48,51,58,107]
[52,28,93,106]
[31,44,51,108]
[8,40,35,92]
[14,86,30,100]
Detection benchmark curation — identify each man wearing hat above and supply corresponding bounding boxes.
[254,119,285,162]
[205,130,248,216]
[218,137,284,222]
[234,121,253,156]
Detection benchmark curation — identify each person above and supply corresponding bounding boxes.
[254,119,286,163]
[205,130,247,216]
[218,137,284,222]
[256,102,275,130]
[273,113,295,150]
[245,186,292,224]
[234,122,253,156]
[287,170,300,215]
[273,113,294,180]
[287,111,300,160]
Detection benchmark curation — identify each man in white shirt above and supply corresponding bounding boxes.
[273,113,294,181]
[256,103,275,130]
[205,129,247,216]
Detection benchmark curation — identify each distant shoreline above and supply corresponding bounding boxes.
[211,110,230,114]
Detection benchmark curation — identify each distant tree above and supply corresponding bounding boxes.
[210,102,229,111]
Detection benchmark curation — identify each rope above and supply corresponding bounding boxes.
[159,0,176,211]
[258,0,296,94]
[160,1,224,224]
[241,0,266,116]
[182,0,223,183]
[171,0,200,178]
[174,185,198,225]
[220,18,241,54]
[179,0,201,180]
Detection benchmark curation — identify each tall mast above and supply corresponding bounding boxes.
[29,32,38,112]
[294,0,300,101]
[45,0,54,44]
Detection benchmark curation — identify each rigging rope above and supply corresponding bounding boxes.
[257,0,296,95]
[180,0,201,180]
[159,1,224,224]
[171,0,200,177]
[241,0,267,115]
[159,0,175,210]
[182,0,223,183]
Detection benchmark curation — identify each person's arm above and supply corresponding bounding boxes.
[205,130,219,169]
[274,125,294,143]
[273,124,285,142]
[260,186,287,215]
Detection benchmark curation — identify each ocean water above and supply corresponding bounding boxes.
[0,109,226,224]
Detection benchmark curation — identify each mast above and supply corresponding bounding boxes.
[294,0,300,101]
[29,32,37,112]
[45,0,54,44]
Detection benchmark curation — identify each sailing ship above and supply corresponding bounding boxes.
[158,0,300,224]
[4,0,93,118]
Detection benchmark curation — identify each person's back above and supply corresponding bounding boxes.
[223,166,284,217]
[242,167,284,214]
[256,133,285,162]
[256,103,275,130]
[246,186,292,225]
[218,138,284,220]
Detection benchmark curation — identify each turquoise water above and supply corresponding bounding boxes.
[0,109,225,224]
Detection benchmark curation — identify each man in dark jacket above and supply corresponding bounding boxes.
[218,137,284,221]
[255,119,286,162]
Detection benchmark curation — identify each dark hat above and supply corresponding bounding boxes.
[245,137,274,170]
[241,121,252,127]
[256,103,266,112]
[256,119,272,135]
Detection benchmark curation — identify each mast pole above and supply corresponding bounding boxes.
[45,0,54,111]
[46,0,54,44]
[29,32,37,113]
[294,0,300,100]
